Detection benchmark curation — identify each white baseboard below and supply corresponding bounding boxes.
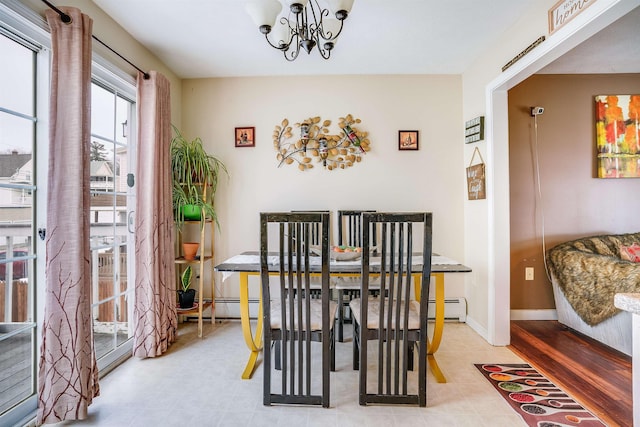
[510,309,558,321]
[465,315,488,341]
[463,311,558,347]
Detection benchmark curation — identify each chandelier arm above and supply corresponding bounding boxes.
[264,32,287,50]
[280,16,297,48]
[283,32,301,61]
[319,19,345,41]
[317,44,331,59]
[308,1,322,34]
[295,6,306,41]
[284,49,299,61]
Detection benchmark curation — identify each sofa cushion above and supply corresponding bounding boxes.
[547,232,640,326]
[620,243,640,262]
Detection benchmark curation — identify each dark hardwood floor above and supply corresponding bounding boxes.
[509,320,632,427]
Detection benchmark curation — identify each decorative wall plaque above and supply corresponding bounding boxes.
[549,0,596,34]
[464,116,484,144]
[272,114,370,171]
[502,36,545,72]
[466,147,486,200]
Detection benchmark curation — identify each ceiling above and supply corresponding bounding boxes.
[539,5,640,74]
[90,0,639,79]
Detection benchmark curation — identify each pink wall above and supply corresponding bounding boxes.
[508,74,640,309]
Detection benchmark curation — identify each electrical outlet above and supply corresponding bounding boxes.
[525,267,534,281]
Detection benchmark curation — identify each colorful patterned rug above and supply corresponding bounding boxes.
[475,364,605,427]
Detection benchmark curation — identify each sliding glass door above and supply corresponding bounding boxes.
[89,81,136,369]
[0,9,138,424]
[0,29,38,423]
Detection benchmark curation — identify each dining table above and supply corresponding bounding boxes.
[214,251,471,383]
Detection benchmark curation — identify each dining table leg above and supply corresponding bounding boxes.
[415,272,447,383]
[240,272,263,379]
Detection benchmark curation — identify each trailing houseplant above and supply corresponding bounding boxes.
[177,265,196,309]
[171,125,228,229]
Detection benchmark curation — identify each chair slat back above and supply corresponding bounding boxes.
[337,210,377,247]
[334,210,378,342]
[359,211,433,406]
[260,211,331,407]
[291,210,330,246]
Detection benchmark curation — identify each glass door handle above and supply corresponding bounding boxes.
[128,211,135,233]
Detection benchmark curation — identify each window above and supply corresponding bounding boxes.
[0,5,138,424]
[89,81,136,364]
[0,30,38,420]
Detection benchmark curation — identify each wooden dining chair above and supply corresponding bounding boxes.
[260,211,337,408]
[349,212,433,406]
[334,210,377,341]
[291,210,330,246]
[290,210,331,297]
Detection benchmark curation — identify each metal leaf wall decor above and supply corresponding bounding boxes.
[272,114,370,171]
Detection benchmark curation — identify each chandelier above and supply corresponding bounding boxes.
[245,0,355,61]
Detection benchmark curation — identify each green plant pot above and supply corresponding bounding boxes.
[182,204,201,220]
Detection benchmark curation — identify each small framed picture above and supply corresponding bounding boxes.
[235,127,255,147]
[398,130,419,150]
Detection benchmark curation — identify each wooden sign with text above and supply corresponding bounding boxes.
[466,147,486,200]
[549,0,596,34]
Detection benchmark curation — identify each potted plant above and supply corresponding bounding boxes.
[178,265,196,309]
[171,126,228,229]
[182,241,199,260]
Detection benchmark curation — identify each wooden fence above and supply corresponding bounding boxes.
[0,280,27,322]
[1,253,129,323]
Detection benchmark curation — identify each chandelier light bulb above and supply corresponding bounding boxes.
[327,0,354,17]
[245,0,282,30]
[283,0,310,8]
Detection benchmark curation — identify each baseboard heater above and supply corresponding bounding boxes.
[427,297,467,322]
[208,297,467,323]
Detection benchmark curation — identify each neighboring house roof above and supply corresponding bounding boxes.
[91,161,115,177]
[0,152,31,178]
[0,157,120,181]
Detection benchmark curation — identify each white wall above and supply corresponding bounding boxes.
[461,0,558,344]
[180,75,467,315]
[462,0,640,343]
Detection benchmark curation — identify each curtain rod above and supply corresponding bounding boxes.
[41,0,150,79]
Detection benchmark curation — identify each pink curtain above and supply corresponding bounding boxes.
[132,71,177,357]
[38,7,99,425]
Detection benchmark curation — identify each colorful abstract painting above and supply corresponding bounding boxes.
[595,94,640,178]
